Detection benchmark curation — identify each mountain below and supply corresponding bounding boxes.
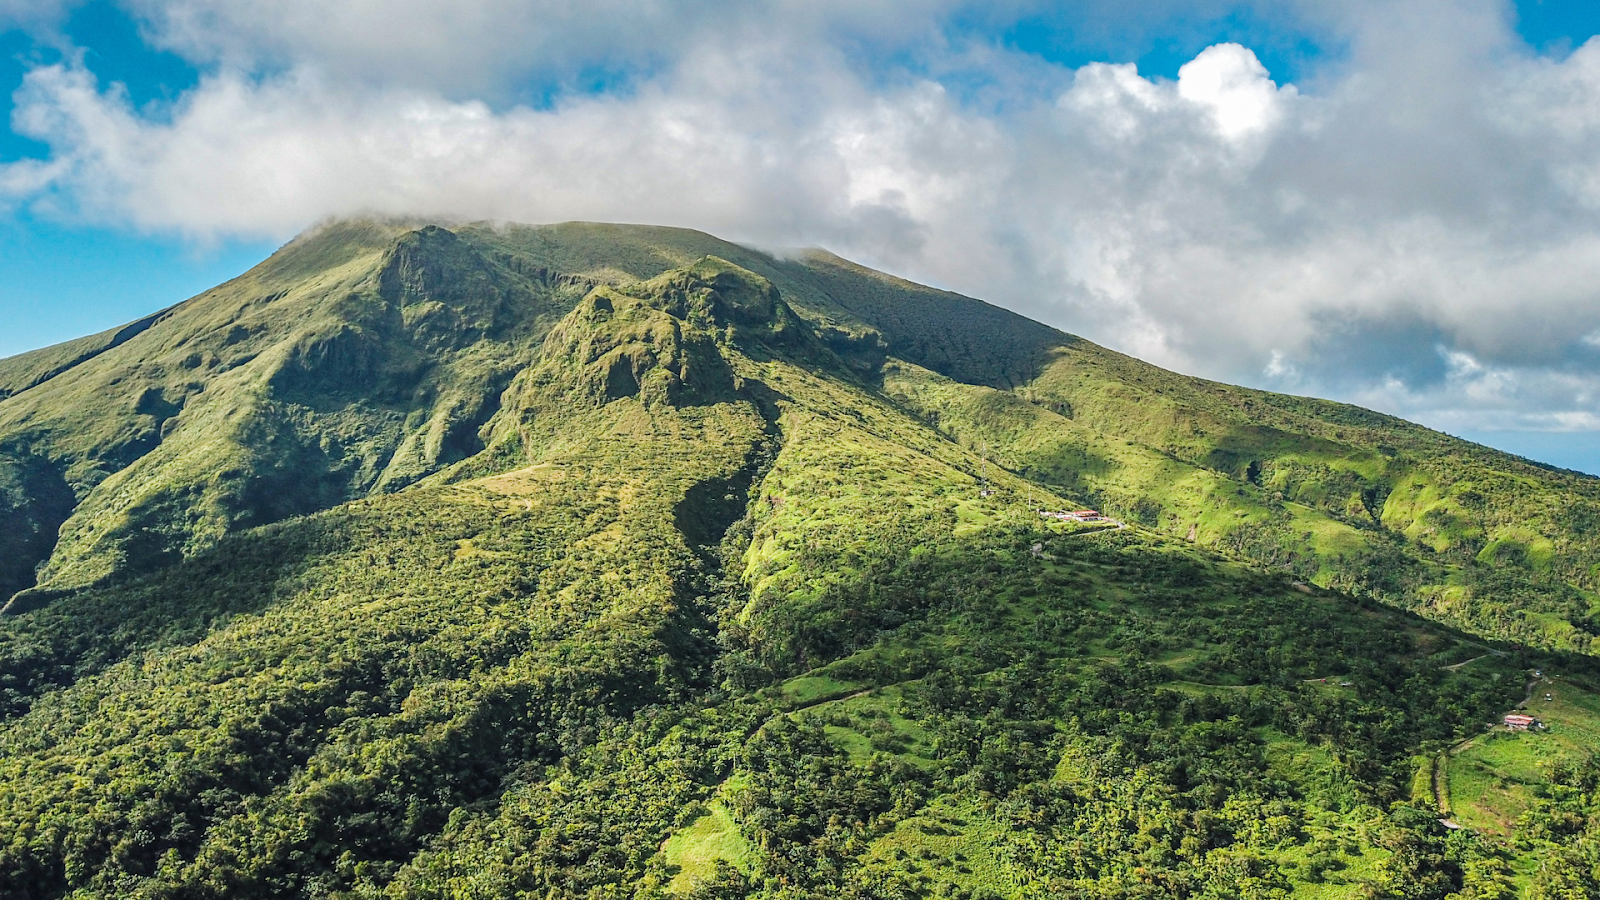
[0,218,1596,899]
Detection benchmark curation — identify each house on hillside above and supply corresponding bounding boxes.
[1504,713,1539,731]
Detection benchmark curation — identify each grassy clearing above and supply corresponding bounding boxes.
[801,685,936,767]
[1445,674,1600,835]
[779,673,861,707]
[660,801,754,893]
[861,798,1019,900]
[1447,734,1537,833]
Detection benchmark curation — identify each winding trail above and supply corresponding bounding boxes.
[1060,522,1126,538]
[1441,654,1489,672]
[1522,677,1539,707]
[1438,648,1505,673]
[788,688,873,713]
[1431,755,1452,823]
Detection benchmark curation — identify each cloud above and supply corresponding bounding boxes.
[1346,344,1600,434]
[115,0,996,98]
[0,0,100,53]
[1177,42,1293,140]
[1262,349,1300,384]
[2,0,1599,435]
[0,0,80,32]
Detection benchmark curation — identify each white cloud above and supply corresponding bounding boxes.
[1263,350,1300,384]
[116,0,991,98]
[0,0,80,32]
[1,0,1599,435]
[1345,344,1600,433]
[1177,42,1293,141]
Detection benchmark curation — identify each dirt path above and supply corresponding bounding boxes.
[1437,643,1505,672]
[1061,522,1126,537]
[1431,754,1451,819]
[788,689,872,713]
[1516,672,1545,709]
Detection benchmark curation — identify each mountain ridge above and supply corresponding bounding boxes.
[2,218,1596,650]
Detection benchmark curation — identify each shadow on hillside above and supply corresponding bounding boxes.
[0,511,349,722]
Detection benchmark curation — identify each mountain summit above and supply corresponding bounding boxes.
[0,220,1597,898]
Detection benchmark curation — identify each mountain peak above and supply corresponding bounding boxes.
[0,218,1595,646]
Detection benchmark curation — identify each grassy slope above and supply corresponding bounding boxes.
[1443,672,1600,827]
[1019,342,1600,651]
[661,801,754,892]
[0,220,587,598]
[453,221,1600,656]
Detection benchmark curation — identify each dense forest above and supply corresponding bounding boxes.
[0,220,1596,898]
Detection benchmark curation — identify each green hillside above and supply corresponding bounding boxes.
[0,220,1597,898]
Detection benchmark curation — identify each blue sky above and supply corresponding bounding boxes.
[1,0,1598,474]
[1,1,269,354]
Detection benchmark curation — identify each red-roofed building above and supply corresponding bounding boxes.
[1504,714,1538,731]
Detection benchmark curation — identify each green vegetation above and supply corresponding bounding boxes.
[1410,672,1600,896]
[661,801,755,892]
[0,218,1596,898]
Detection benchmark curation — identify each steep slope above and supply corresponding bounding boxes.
[2,249,1587,900]
[457,222,1600,654]
[881,342,1600,655]
[0,221,585,600]
[387,221,1600,654]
